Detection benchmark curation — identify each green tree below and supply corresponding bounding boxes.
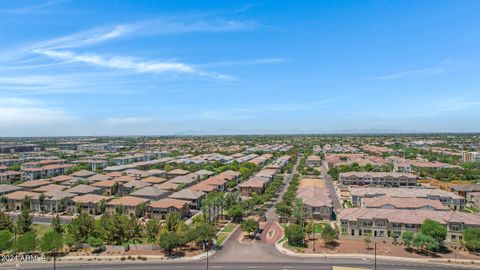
[87,236,103,252]
[0,230,13,252]
[227,204,245,223]
[195,223,216,247]
[127,216,143,244]
[363,234,372,249]
[159,231,182,254]
[305,220,313,237]
[145,218,161,243]
[275,202,292,219]
[241,219,258,238]
[285,223,305,247]
[420,219,447,243]
[412,233,438,251]
[51,215,63,233]
[402,231,414,250]
[64,232,76,251]
[17,206,33,234]
[0,211,13,232]
[463,227,480,252]
[40,230,64,255]
[165,212,181,232]
[16,231,37,253]
[67,213,95,243]
[321,225,337,246]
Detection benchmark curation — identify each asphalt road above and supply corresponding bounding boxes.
[322,161,342,212]
[2,258,476,270]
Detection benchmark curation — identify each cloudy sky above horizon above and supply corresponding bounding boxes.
[1,0,479,136]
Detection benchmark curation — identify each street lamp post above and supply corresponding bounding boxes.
[204,242,209,270]
[374,242,377,270]
[312,223,316,253]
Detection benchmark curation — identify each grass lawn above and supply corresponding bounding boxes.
[221,223,236,233]
[33,224,51,238]
[216,233,229,246]
[313,223,326,234]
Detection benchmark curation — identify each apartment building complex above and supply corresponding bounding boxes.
[338,208,480,242]
[339,172,417,187]
[350,187,466,210]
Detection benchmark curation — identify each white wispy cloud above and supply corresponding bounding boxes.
[0,0,70,15]
[33,49,232,79]
[373,67,444,80]
[199,58,287,68]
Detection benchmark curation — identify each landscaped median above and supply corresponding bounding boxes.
[215,222,239,247]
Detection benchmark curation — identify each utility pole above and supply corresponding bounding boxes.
[374,242,377,270]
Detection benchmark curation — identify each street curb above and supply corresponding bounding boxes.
[275,237,480,266]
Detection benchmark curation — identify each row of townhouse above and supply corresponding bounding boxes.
[22,164,73,180]
[339,172,418,187]
[0,171,24,183]
[338,207,480,242]
[0,167,243,220]
[238,168,277,196]
[349,187,466,210]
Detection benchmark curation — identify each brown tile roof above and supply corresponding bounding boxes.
[362,196,450,210]
[167,169,190,175]
[17,180,50,188]
[338,208,480,226]
[112,175,136,183]
[190,182,217,192]
[65,184,99,194]
[72,194,110,204]
[142,176,168,184]
[91,180,117,188]
[148,198,188,209]
[33,184,66,193]
[105,172,123,178]
[5,190,40,200]
[107,196,149,207]
[154,182,179,191]
[169,188,205,200]
[297,187,332,207]
[50,175,73,183]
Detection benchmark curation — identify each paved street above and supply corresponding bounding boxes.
[322,161,342,213]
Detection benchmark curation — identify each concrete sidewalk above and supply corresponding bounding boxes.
[275,238,479,267]
[0,250,215,267]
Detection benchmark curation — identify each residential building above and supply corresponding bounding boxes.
[297,187,333,220]
[69,194,110,215]
[339,172,418,187]
[239,177,268,196]
[338,208,480,242]
[168,188,205,210]
[362,196,450,211]
[0,184,21,196]
[130,186,169,201]
[350,187,466,210]
[106,196,149,217]
[306,155,322,168]
[146,198,190,220]
[0,171,25,183]
[461,151,480,163]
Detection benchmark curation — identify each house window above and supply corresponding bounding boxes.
[405,224,415,229]
[451,224,460,231]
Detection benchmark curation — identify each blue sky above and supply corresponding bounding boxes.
[0,0,479,136]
